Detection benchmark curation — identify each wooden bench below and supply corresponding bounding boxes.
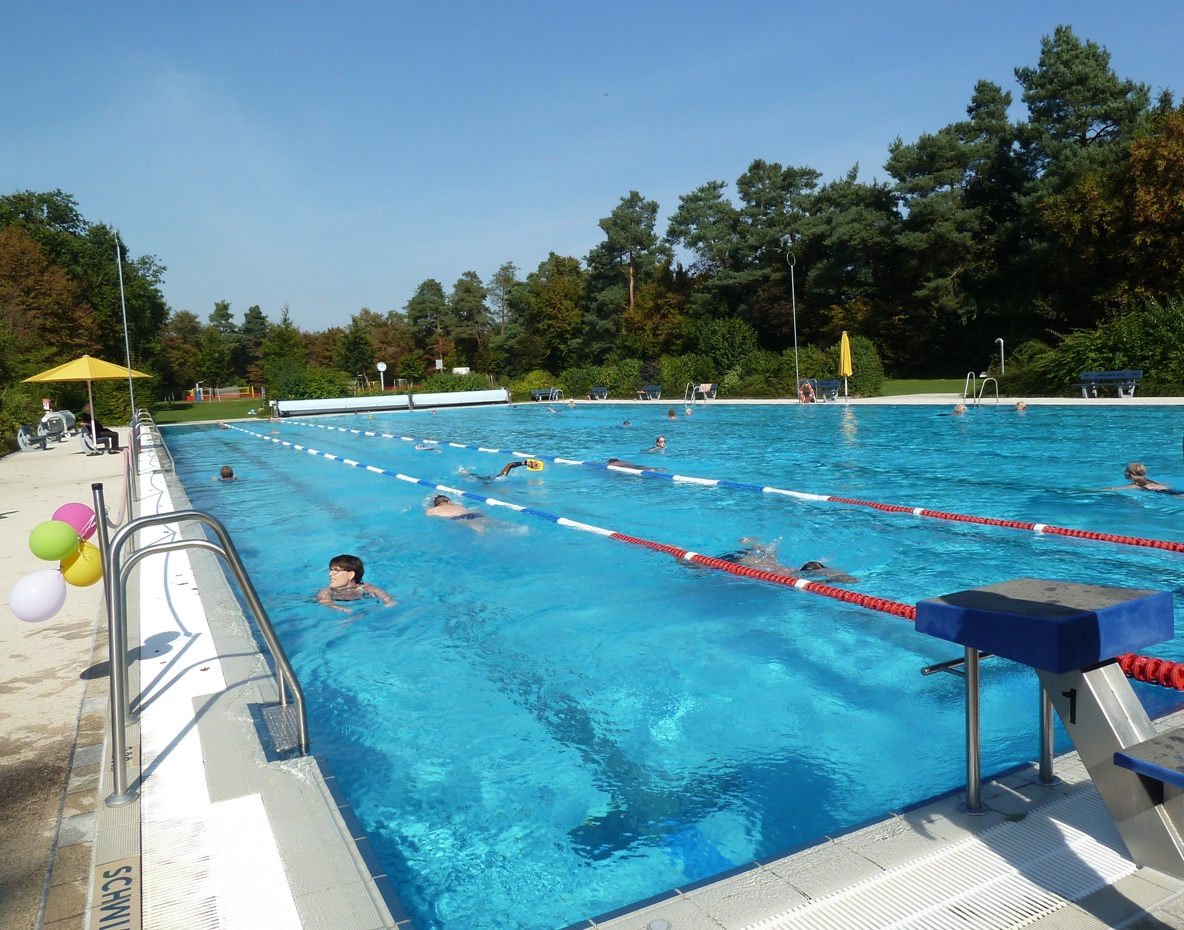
[636,385,662,400]
[815,380,841,401]
[586,386,608,400]
[1073,370,1142,398]
[531,387,561,402]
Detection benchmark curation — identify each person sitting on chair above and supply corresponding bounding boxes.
[79,406,121,452]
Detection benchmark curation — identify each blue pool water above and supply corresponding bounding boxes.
[167,402,1184,930]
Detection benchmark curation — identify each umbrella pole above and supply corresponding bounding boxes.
[88,380,97,447]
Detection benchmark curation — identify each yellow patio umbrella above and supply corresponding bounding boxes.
[23,355,150,445]
[839,332,853,398]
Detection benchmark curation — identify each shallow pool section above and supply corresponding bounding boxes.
[167,403,1184,930]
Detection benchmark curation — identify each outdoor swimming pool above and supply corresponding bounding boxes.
[167,402,1184,930]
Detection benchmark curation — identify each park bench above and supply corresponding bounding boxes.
[636,385,662,400]
[1073,370,1142,399]
[531,387,562,402]
[586,386,608,400]
[815,380,842,401]
[692,383,718,400]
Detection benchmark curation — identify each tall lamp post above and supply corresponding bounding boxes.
[115,237,137,413]
[786,248,800,399]
[995,338,1005,375]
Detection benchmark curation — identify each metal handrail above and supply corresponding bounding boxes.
[977,377,1000,405]
[101,505,309,805]
[962,372,977,401]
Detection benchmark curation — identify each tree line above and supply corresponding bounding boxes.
[3,25,1183,434]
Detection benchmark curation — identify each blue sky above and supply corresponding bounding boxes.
[4,1,1180,332]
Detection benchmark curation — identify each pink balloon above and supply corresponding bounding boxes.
[10,569,68,623]
[52,502,97,541]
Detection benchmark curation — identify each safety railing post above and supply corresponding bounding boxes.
[94,482,136,806]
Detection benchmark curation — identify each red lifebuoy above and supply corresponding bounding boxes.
[799,382,816,404]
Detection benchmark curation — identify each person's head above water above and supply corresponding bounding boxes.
[328,553,364,585]
[1125,463,1148,482]
[432,494,451,506]
[219,465,234,480]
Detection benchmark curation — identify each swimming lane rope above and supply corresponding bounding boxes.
[226,424,1184,690]
[224,423,918,621]
[284,419,1184,557]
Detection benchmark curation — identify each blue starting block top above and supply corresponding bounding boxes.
[915,577,1173,673]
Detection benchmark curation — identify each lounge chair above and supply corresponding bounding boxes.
[636,385,662,400]
[16,425,49,452]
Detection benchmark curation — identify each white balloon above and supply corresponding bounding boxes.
[10,569,68,623]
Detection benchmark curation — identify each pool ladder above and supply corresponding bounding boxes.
[93,483,309,807]
[962,372,1000,406]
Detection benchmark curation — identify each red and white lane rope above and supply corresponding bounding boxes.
[283,419,1184,557]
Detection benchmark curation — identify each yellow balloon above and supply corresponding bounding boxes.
[61,542,103,587]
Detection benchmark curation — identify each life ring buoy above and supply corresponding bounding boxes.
[799,382,816,404]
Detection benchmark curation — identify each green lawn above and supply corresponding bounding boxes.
[150,399,267,424]
[879,379,966,396]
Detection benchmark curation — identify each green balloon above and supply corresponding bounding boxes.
[29,519,81,561]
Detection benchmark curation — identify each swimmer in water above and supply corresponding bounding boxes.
[426,494,484,523]
[316,554,395,613]
[605,457,667,472]
[715,539,858,583]
[1102,463,1180,494]
[460,460,538,481]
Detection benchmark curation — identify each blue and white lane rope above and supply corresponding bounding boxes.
[284,419,806,493]
[279,419,1184,556]
[224,423,916,620]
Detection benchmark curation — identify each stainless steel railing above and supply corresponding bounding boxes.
[95,487,309,806]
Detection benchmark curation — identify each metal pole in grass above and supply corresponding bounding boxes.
[786,246,800,399]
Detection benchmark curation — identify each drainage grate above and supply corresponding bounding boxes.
[743,791,1134,930]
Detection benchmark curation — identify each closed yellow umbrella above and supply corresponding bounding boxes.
[839,332,853,398]
[24,355,150,445]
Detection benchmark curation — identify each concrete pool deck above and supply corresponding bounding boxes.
[4,395,1184,929]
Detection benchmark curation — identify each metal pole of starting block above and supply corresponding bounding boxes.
[960,646,986,814]
[1039,688,1059,784]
